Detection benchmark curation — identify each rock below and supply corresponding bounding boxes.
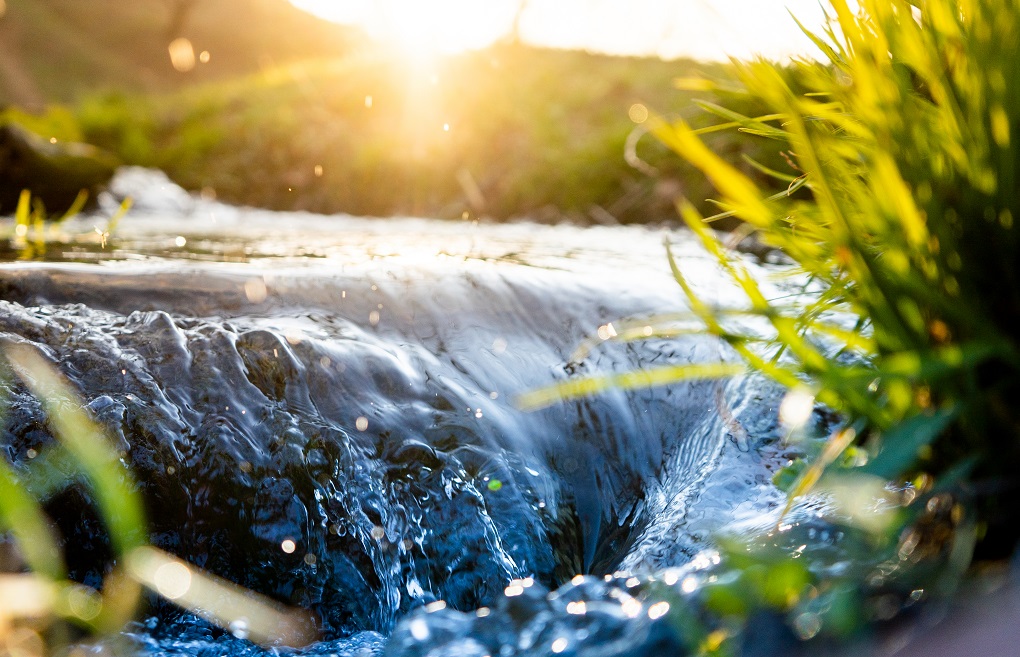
[0,121,119,216]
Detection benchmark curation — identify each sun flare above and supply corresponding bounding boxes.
[291,0,519,58]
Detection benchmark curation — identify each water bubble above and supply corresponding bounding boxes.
[175,236,187,248]
[491,338,508,354]
[303,554,317,566]
[199,50,211,63]
[551,637,568,653]
[425,600,447,613]
[504,583,524,597]
[369,311,381,326]
[681,576,698,594]
[474,409,484,419]
[487,479,503,492]
[25,448,37,459]
[314,164,324,177]
[364,95,373,108]
[356,417,369,432]
[280,539,297,554]
[489,391,499,399]
[476,607,490,618]
[370,526,386,540]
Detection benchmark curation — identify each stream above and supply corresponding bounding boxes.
[0,169,820,656]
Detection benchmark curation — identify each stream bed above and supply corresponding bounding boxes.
[0,169,828,656]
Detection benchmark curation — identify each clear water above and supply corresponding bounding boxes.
[0,169,814,656]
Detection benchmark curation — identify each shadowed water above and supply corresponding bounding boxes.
[0,169,805,656]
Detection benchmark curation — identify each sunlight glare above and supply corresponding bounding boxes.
[293,0,519,57]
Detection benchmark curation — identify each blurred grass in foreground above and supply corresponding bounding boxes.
[526,0,1020,650]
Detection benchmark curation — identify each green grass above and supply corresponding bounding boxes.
[524,0,1020,651]
[70,45,787,223]
[0,0,361,104]
[659,0,1020,550]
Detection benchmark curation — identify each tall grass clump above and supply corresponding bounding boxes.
[527,0,1019,644]
[656,0,1020,556]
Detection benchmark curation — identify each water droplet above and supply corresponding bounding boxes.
[303,553,317,566]
[280,539,297,554]
[476,607,490,618]
[648,601,670,620]
[409,618,429,641]
[228,618,249,640]
[779,387,815,428]
[370,526,386,540]
[314,164,324,177]
[174,236,187,248]
[425,600,447,613]
[487,479,503,491]
[793,612,822,640]
[364,95,373,108]
[628,103,649,124]
[491,337,507,354]
[168,37,196,72]
[356,417,369,432]
[551,637,568,653]
[504,584,524,597]
[369,310,381,326]
[199,50,211,63]
[474,409,483,419]
[681,576,698,594]
[154,562,192,600]
[244,278,268,303]
[489,391,499,399]
[621,598,642,618]
[25,448,37,459]
[566,601,587,615]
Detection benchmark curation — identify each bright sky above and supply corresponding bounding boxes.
[289,0,828,61]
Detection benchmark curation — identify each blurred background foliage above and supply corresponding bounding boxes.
[0,0,791,223]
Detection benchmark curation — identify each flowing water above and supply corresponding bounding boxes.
[0,169,821,656]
